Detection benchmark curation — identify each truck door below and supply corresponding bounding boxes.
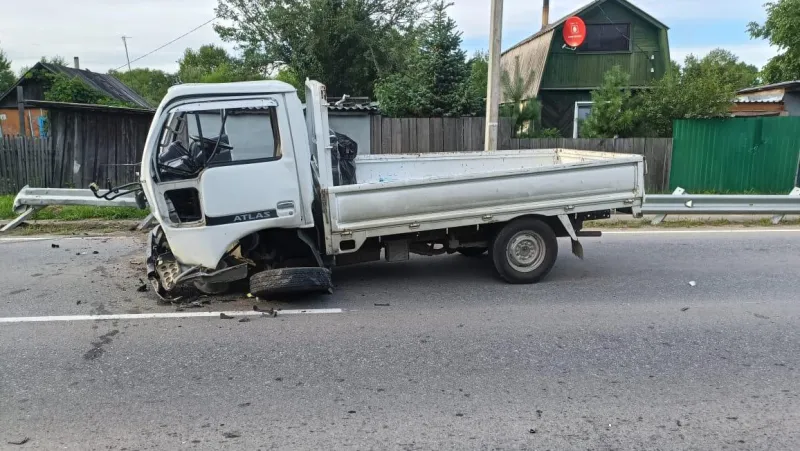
[153,97,304,229]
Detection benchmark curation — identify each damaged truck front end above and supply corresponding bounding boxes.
[139,81,319,299]
[146,225,250,299]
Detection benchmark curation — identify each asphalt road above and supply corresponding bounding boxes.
[1,229,799,450]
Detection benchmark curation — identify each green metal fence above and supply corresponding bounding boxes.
[671,117,800,193]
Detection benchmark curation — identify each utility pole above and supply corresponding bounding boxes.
[121,36,132,71]
[484,0,504,151]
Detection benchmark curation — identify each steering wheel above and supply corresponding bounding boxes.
[189,135,234,150]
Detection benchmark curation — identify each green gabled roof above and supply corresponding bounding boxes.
[503,0,668,56]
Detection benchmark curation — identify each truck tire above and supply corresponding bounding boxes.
[457,247,488,257]
[249,267,333,298]
[491,218,558,284]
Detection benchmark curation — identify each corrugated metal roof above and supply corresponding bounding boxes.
[328,104,379,112]
[735,92,785,103]
[738,80,800,94]
[0,63,152,108]
[40,63,152,108]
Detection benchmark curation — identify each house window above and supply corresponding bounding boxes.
[579,24,630,52]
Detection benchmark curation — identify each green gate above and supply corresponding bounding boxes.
[670,117,800,193]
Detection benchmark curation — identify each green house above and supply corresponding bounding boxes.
[500,0,670,137]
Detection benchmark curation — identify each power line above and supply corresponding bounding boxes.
[113,18,216,71]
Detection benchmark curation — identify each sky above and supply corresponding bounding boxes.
[0,0,777,76]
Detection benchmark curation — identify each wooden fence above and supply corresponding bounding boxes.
[0,136,53,195]
[1,116,672,195]
[370,116,673,192]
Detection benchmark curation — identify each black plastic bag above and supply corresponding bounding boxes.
[329,130,358,186]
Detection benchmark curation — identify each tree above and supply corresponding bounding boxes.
[581,66,637,138]
[0,47,15,94]
[636,50,753,137]
[273,66,305,101]
[682,49,759,91]
[17,55,70,78]
[374,1,479,117]
[40,55,68,67]
[177,44,260,84]
[499,56,542,137]
[109,68,178,106]
[215,0,430,97]
[749,0,800,83]
[464,51,488,114]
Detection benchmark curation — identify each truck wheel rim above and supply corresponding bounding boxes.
[506,231,546,272]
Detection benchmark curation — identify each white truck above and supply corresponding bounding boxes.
[135,79,645,298]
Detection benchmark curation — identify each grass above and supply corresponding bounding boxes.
[0,195,149,221]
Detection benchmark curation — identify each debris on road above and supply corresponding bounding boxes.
[136,279,149,292]
[253,305,278,317]
[7,437,30,445]
[238,318,250,323]
[76,300,82,305]
[529,429,537,434]
[92,251,99,255]
[681,307,690,312]
[51,244,59,249]
[187,301,204,309]
[220,313,235,320]
[76,252,87,256]
[374,303,390,307]
[688,281,697,287]
[222,431,241,439]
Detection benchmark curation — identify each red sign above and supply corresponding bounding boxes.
[563,16,587,48]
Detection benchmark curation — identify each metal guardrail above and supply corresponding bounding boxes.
[642,187,800,225]
[1,186,151,233]
[3,185,799,233]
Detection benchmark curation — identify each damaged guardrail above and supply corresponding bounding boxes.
[642,187,800,225]
[0,185,152,233]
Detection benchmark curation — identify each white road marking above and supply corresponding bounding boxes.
[601,228,800,235]
[0,236,113,243]
[0,309,343,324]
[0,237,53,242]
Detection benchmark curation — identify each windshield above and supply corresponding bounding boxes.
[155,107,281,182]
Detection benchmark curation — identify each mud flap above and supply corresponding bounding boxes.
[557,214,584,260]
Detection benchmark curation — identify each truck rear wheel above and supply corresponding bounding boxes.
[491,218,558,284]
[249,267,333,298]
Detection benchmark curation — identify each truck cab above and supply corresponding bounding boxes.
[141,80,333,297]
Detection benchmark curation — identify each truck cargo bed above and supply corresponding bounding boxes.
[323,149,645,254]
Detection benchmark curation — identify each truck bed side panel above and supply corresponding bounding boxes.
[324,155,643,253]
